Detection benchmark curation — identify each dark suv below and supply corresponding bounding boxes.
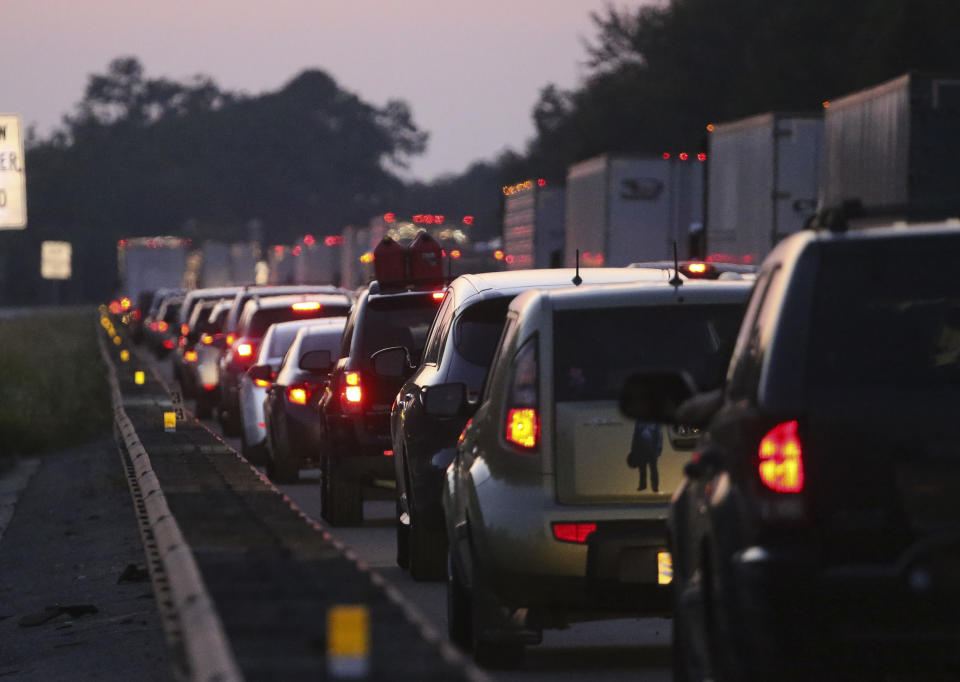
[622,222,960,681]
[317,281,445,525]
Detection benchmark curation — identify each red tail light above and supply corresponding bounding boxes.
[288,382,321,405]
[185,350,198,362]
[181,324,190,336]
[162,338,175,350]
[552,523,597,544]
[340,371,363,409]
[157,321,169,333]
[226,334,235,347]
[202,383,217,391]
[150,322,159,332]
[503,340,539,451]
[201,334,214,345]
[232,339,258,367]
[758,420,804,493]
[120,297,131,311]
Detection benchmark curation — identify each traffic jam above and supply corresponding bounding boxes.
[113,205,960,681]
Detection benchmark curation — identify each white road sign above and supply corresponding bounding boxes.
[41,241,72,280]
[0,114,26,229]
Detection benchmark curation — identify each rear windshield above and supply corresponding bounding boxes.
[268,325,312,358]
[807,235,960,390]
[357,294,440,364]
[247,305,350,338]
[554,304,745,402]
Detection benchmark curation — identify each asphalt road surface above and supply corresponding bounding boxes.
[156,359,673,681]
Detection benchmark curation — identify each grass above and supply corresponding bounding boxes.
[0,308,113,456]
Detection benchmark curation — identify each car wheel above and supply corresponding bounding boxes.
[321,452,363,526]
[195,391,212,419]
[409,507,446,582]
[396,500,410,569]
[446,549,472,650]
[470,561,524,669]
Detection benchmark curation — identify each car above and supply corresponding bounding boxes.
[621,221,960,681]
[260,321,347,483]
[238,317,346,464]
[177,297,228,400]
[171,286,242,394]
[217,289,352,435]
[146,293,185,357]
[437,278,750,666]
[387,267,676,581]
[187,299,234,418]
[317,279,447,525]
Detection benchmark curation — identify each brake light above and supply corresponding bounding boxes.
[226,334,235,346]
[758,420,804,493]
[506,409,539,449]
[202,383,216,391]
[503,340,539,451]
[254,378,271,388]
[687,263,707,274]
[158,321,169,333]
[288,386,309,404]
[120,297,131,311]
[181,324,189,336]
[292,301,322,311]
[343,371,362,404]
[201,334,214,345]
[162,338,175,350]
[432,291,445,301]
[552,523,597,544]
[185,350,198,362]
[237,344,253,357]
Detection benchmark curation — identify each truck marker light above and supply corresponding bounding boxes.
[552,522,597,544]
[506,408,539,449]
[758,420,804,493]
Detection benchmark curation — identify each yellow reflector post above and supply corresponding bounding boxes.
[658,551,673,585]
[113,336,122,346]
[134,371,145,385]
[120,350,130,362]
[164,411,176,432]
[327,604,370,678]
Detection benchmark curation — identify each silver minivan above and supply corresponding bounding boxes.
[437,279,751,665]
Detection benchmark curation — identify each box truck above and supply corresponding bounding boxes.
[502,179,565,269]
[820,72,960,221]
[118,236,188,304]
[564,154,704,268]
[707,112,823,264]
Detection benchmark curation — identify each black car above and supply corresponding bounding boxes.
[622,221,960,681]
[317,281,446,525]
[260,321,345,483]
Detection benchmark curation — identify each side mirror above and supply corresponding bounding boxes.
[300,349,332,372]
[423,383,467,417]
[371,346,412,378]
[619,370,697,423]
[248,364,273,384]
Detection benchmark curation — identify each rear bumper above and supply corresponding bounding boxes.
[327,411,395,486]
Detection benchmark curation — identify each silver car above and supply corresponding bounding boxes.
[438,279,751,666]
[238,317,347,461]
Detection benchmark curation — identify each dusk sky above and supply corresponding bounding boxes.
[4,1,647,181]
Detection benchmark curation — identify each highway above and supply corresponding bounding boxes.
[155,360,673,680]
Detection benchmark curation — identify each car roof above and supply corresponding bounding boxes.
[452,267,672,298]
[268,317,347,335]
[772,220,960,262]
[242,292,352,312]
[510,279,753,315]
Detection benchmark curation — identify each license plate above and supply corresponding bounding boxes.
[658,551,673,585]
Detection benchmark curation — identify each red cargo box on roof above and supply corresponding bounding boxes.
[408,231,444,285]
[373,236,407,286]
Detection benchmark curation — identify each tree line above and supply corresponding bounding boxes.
[6,0,959,303]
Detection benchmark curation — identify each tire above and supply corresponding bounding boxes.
[409,508,446,582]
[195,391,212,419]
[396,500,410,569]
[447,549,472,650]
[322,453,363,526]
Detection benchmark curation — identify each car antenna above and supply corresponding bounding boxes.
[669,241,683,288]
[572,249,583,286]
